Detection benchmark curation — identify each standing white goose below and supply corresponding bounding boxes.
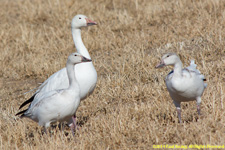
[156,53,207,123]
[18,15,98,127]
[16,53,92,133]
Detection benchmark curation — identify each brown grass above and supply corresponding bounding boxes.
[0,0,224,149]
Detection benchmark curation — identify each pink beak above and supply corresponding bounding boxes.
[85,18,97,26]
[155,60,165,68]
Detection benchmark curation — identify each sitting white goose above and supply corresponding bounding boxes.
[16,53,91,133]
[156,53,207,123]
[18,14,98,127]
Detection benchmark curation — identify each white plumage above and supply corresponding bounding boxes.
[16,53,92,132]
[18,14,97,127]
[156,53,207,122]
[36,14,97,100]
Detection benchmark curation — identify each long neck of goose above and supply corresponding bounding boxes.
[66,62,78,90]
[173,60,183,78]
[72,28,91,59]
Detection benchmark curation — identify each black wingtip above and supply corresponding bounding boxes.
[19,94,36,109]
[15,109,28,117]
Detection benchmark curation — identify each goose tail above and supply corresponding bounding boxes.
[15,109,28,118]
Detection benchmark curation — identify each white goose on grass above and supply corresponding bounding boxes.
[18,14,97,128]
[156,53,207,123]
[16,53,92,133]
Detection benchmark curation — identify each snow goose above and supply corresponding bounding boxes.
[16,53,91,133]
[156,53,207,123]
[18,14,97,127]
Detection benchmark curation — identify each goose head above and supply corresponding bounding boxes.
[67,52,92,65]
[155,53,180,68]
[71,14,97,29]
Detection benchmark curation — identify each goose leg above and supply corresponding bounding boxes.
[196,97,201,115]
[69,115,77,136]
[43,123,50,135]
[197,105,201,115]
[60,122,65,134]
[68,115,79,136]
[173,101,182,123]
[69,124,75,136]
[72,114,81,130]
[176,108,182,123]
[44,127,47,134]
[72,115,77,129]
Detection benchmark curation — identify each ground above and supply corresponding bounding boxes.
[0,0,224,149]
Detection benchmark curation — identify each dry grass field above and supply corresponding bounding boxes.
[0,0,224,149]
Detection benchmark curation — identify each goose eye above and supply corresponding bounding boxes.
[79,17,81,19]
[167,55,169,57]
[74,54,77,56]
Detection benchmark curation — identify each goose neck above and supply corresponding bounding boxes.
[66,63,78,90]
[72,28,91,59]
[173,60,183,78]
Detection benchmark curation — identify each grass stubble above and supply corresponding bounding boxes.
[0,0,224,149]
